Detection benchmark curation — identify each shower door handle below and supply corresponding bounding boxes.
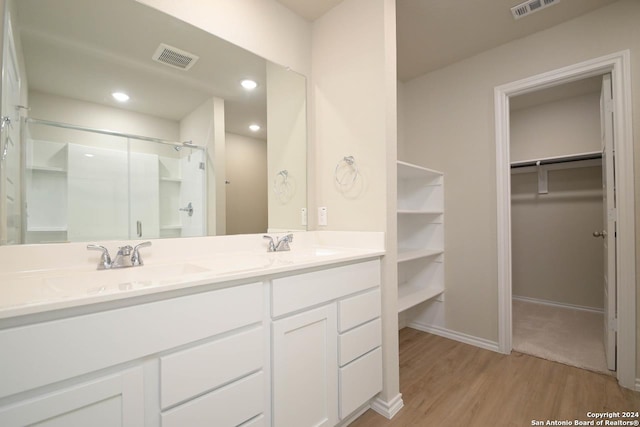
[179,202,194,217]
[137,221,142,237]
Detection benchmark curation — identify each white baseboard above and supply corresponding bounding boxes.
[370,393,404,419]
[408,322,500,353]
[635,378,640,392]
[513,295,604,314]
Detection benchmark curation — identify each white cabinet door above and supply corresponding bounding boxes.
[0,368,144,427]
[272,305,338,427]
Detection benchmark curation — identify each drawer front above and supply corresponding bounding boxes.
[338,318,381,367]
[161,371,263,427]
[339,348,382,420]
[161,326,263,408]
[338,288,381,332]
[238,414,265,427]
[272,260,380,317]
[0,282,263,400]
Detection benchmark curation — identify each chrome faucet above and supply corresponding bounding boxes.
[87,241,151,270]
[263,234,294,252]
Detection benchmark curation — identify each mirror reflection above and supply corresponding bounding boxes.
[0,0,307,245]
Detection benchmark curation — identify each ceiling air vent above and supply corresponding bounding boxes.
[511,0,560,20]
[152,43,199,71]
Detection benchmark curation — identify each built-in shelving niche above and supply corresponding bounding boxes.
[396,161,445,313]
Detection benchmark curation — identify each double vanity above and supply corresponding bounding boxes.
[0,231,385,427]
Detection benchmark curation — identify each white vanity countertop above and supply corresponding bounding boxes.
[0,232,385,320]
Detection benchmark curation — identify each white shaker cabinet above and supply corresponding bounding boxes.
[272,305,339,427]
[0,368,144,427]
[0,282,264,427]
[271,260,382,427]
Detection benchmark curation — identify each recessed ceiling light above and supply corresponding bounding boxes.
[249,124,260,132]
[84,153,94,158]
[241,79,258,90]
[112,92,130,102]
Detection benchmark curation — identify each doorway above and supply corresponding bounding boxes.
[508,76,609,374]
[494,51,636,388]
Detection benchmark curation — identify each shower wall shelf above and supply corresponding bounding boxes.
[397,160,445,313]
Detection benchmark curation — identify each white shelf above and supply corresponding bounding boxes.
[27,165,67,173]
[27,226,68,232]
[397,209,443,215]
[398,248,443,263]
[160,224,183,230]
[397,159,444,315]
[398,160,442,179]
[160,177,182,183]
[398,282,444,312]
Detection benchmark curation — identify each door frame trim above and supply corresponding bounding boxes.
[494,50,636,388]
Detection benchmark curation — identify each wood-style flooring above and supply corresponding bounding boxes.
[350,328,640,427]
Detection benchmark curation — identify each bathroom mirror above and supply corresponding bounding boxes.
[0,0,307,245]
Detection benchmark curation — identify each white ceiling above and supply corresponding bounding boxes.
[275,0,344,21]
[277,0,620,82]
[17,0,270,140]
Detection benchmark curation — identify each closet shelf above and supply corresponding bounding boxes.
[397,209,443,215]
[398,248,443,263]
[398,160,442,179]
[398,282,444,312]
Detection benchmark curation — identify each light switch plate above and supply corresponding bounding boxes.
[318,207,327,226]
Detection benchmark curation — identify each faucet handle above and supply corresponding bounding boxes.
[276,234,293,251]
[87,244,112,270]
[263,235,276,252]
[132,241,151,266]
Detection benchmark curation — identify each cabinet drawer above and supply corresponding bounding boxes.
[272,260,380,317]
[161,371,263,427]
[338,288,381,332]
[338,318,381,367]
[161,326,263,408]
[339,347,382,420]
[0,282,263,399]
[239,414,265,427]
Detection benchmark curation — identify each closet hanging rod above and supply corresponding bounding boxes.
[510,152,602,169]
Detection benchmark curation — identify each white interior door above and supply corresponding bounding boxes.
[599,73,616,371]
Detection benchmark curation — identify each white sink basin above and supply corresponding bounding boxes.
[0,263,210,306]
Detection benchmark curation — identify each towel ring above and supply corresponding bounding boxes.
[273,170,293,203]
[274,170,289,194]
[335,156,359,188]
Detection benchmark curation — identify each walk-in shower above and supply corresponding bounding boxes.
[23,118,207,244]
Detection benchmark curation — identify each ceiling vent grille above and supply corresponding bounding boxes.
[152,43,199,71]
[511,0,560,20]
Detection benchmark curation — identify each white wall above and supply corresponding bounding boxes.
[401,0,640,356]
[266,62,306,232]
[511,92,602,161]
[29,91,179,142]
[134,0,311,77]
[511,167,603,309]
[312,0,399,407]
[225,132,267,235]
